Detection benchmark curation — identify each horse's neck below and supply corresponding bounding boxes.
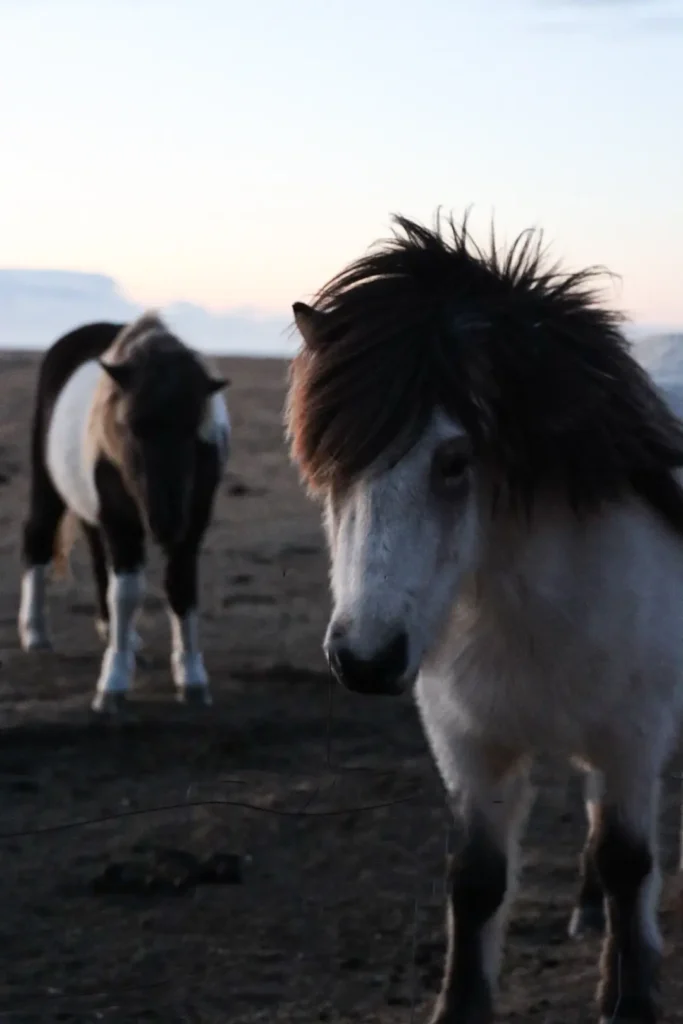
[462,494,677,639]
[86,366,124,469]
[461,504,576,628]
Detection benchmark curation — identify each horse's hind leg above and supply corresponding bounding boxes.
[18,467,65,652]
[81,522,110,643]
[568,769,606,938]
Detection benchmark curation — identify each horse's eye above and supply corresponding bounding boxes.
[432,442,470,492]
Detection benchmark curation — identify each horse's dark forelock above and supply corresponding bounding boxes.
[132,341,208,415]
[112,325,211,433]
[287,212,683,517]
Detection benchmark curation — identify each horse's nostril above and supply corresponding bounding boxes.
[325,644,343,677]
[327,629,409,694]
[327,622,348,645]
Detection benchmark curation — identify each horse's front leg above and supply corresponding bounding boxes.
[91,524,145,714]
[164,543,211,705]
[569,769,607,938]
[429,746,533,1024]
[83,521,147,662]
[588,756,662,1024]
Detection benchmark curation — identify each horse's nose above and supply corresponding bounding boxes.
[325,626,409,695]
[149,513,183,549]
[147,493,189,549]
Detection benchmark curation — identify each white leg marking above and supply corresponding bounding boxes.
[631,776,663,955]
[18,565,51,651]
[169,609,209,691]
[94,571,144,698]
[584,768,605,831]
[639,853,663,954]
[95,617,143,652]
[568,768,606,938]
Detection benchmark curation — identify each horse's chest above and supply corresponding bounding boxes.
[417,617,612,754]
[46,362,100,524]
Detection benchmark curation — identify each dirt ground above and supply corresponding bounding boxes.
[0,351,681,1023]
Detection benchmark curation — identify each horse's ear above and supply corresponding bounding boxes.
[99,359,134,390]
[292,302,327,351]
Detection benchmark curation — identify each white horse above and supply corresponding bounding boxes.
[286,213,683,1023]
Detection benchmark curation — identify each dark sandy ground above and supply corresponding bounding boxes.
[0,351,681,1022]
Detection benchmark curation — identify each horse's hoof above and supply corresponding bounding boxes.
[599,1015,655,1024]
[176,686,213,707]
[428,995,493,1024]
[20,633,53,653]
[568,902,605,938]
[91,691,129,716]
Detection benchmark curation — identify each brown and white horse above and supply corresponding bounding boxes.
[286,213,683,1023]
[18,311,230,713]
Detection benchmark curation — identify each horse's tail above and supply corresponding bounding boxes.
[52,510,79,581]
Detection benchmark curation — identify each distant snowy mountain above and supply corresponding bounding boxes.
[0,269,293,357]
[0,268,680,364]
[632,331,683,382]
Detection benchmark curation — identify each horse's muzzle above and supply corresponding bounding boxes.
[148,511,187,550]
[324,627,410,696]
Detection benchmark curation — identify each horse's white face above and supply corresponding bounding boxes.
[323,410,481,695]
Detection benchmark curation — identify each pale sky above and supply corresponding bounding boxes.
[1,0,682,324]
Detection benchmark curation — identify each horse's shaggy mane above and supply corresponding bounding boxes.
[286,212,683,524]
[103,310,169,363]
